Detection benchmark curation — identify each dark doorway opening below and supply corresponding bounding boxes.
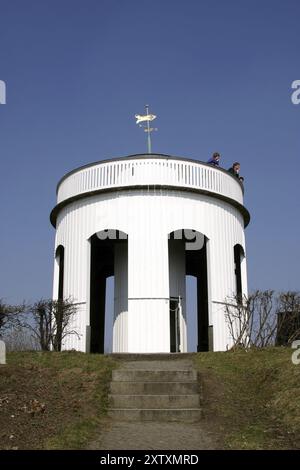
[234,244,244,300]
[186,237,209,352]
[55,245,64,300]
[89,231,128,353]
[169,297,181,352]
[168,230,210,352]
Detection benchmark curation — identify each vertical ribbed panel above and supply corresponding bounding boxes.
[57,157,244,205]
[128,299,170,353]
[113,243,128,352]
[241,250,248,298]
[53,187,248,353]
[61,302,87,351]
[52,251,59,301]
[53,204,91,352]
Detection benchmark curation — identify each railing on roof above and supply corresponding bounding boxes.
[56,155,244,206]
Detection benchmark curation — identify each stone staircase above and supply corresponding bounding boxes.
[108,356,202,422]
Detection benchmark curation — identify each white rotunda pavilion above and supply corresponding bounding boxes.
[50,154,250,353]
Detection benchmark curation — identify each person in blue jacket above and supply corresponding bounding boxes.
[207,152,220,166]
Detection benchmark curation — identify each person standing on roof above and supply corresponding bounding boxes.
[207,152,220,166]
[228,162,244,182]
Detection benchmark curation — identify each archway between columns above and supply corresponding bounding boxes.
[89,230,128,353]
[168,229,211,352]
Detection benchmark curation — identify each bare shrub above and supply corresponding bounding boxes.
[276,291,300,345]
[0,299,25,338]
[224,290,300,349]
[20,298,79,351]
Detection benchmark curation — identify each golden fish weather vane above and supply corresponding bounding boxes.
[135,104,157,153]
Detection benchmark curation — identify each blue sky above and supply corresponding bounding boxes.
[1,0,299,311]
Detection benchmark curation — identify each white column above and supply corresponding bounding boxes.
[52,251,60,301]
[241,251,248,298]
[113,243,128,352]
[127,225,170,353]
[168,239,187,352]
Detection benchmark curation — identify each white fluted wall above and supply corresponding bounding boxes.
[113,243,128,352]
[52,155,249,352]
[53,190,247,352]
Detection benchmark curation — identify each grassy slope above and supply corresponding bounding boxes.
[0,352,118,450]
[194,347,300,449]
[1,348,299,450]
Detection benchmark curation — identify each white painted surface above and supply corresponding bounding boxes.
[52,155,249,352]
[113,243,128,352]
[56,155,244,205]
[0,340,6,365]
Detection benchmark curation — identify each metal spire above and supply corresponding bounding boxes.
[135,104,157,153]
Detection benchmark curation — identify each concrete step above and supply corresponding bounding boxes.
[112,369,198,382]
[111,353,197,361]
[122,360,193,371]
[110,380,200,395]
[108,408,202,422]
[108,358,202,423]
[109,394,201,409]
